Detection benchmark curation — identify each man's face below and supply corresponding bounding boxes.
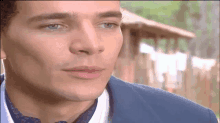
[1,1,123,101]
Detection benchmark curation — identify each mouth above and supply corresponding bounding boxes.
[62,66,105,79]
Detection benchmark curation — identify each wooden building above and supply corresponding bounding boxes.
[113,8,196,91]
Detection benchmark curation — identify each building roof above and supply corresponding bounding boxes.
[121,8,196,39]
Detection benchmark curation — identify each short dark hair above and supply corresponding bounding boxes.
[1,1,18,34]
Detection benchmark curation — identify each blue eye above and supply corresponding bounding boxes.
[100,23,118,29]
[40,24,67,31]
[47,24,60,29]
[46,24,63,30]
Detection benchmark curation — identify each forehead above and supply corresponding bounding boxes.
[17,1,120,17]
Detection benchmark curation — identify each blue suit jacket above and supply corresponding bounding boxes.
[107,76,218,123]
[1,75,218,123]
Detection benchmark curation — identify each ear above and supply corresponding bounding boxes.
[1,38,7,60]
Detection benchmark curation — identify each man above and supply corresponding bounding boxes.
[0,1,218,123]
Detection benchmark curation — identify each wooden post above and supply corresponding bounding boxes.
[195,69,203,105]
[173,37,179,94]
[134,43,142,83]
[174,37,179,53]
[182,39,190,98]
[135,52,144,84]
[145,53,152,86]
[205,70,211,108]
[166,38,171,54]
[119,27,131,82]
[184,52,190,99]
[141,53,147,85]
[124,27,131,82]
[153,34,161,88]
[185,39,193,100]
[132,30,142,83]
[165,38,174,93]
[139,53,146,84]
[200,66,209,108]
[175,71,184,96]
[155,35,159,51]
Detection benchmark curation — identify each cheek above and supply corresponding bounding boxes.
[6,31,69,70]
[102,32,123,63]
[29,36,68,63]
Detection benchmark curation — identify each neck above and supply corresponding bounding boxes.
[5,75,95,123]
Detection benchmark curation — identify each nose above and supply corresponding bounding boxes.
[69,21,105,55]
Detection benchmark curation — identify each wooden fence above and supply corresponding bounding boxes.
[134,52,219,115]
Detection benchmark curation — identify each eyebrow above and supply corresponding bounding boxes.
[97,11,122,19]
[27,11,122,23]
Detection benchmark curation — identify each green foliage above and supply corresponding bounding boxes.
[178,39,188,52]
[207,1,213,39]
[141,38,189,53]
[121,1,217,56]
[186,11,194,32]
[121,1,181,26]
[120,1,187,52]
[142,39,155,46]
[189,2,200,14]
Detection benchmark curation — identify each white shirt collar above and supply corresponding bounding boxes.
[1,81,14,123]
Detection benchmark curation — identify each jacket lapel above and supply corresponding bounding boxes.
[107,76,163,123]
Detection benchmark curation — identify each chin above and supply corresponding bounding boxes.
[61,87,106,101]
[46,68,113,101]
[52,76,109,101]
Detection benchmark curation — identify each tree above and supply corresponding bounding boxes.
[175,1,189,30]
[198,1,208,58]
[210,1,219,59]
[188,2,201,56]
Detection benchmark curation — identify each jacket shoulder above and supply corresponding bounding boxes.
[109,76,218,123]
[130,83,218,123]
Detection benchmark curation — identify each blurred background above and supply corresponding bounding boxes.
[113,1,219,120]
[1,1,219,121]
